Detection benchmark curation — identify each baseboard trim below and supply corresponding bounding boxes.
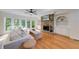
[43,32,79,41]
[53,33,70,39]
[53,33,79,41]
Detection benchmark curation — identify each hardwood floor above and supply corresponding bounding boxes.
[35,32,79,49]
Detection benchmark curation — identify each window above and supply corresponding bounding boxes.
[14,19,20,28]
[6,17,11,31]
[27,20,30,28]
[21,20,25,28]
[32,20,35,28]
[5,17,36,32]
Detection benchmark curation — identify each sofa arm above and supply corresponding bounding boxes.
[0,34,10,49]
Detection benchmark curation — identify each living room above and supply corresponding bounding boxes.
[0,0,79,59]
[0,9,79,49]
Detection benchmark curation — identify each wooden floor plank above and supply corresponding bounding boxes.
[35,32,79,49]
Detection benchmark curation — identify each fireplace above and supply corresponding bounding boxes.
[41,14,54,32]
[43,26,49,31]
[43,26,53,32]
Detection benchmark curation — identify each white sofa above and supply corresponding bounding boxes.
[0,34,9,49]
[4,34,34,49]
[0,28,35,49]
[30,29,42,40]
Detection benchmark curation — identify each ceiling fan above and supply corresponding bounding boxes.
[25,9,37,15]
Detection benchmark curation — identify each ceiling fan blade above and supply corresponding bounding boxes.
[25,9,37,15]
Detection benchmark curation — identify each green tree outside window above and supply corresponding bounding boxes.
[32,20,35,28]
[14,19,20,29]
[27,20,30,28]
[6,17,11,31]
[21,20,25,28]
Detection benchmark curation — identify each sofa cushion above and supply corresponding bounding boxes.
[10,30,22,41]
[15,28,27,37]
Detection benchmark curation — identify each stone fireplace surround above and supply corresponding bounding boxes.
[41,14,54,32]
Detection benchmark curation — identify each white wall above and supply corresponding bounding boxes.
[54,12,69,36]
[68,10,79,40]
[0,16,4,35]
[54,10,79,40]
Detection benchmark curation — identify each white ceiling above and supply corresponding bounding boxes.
[0,9,54,17]
[0,9,73,17]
